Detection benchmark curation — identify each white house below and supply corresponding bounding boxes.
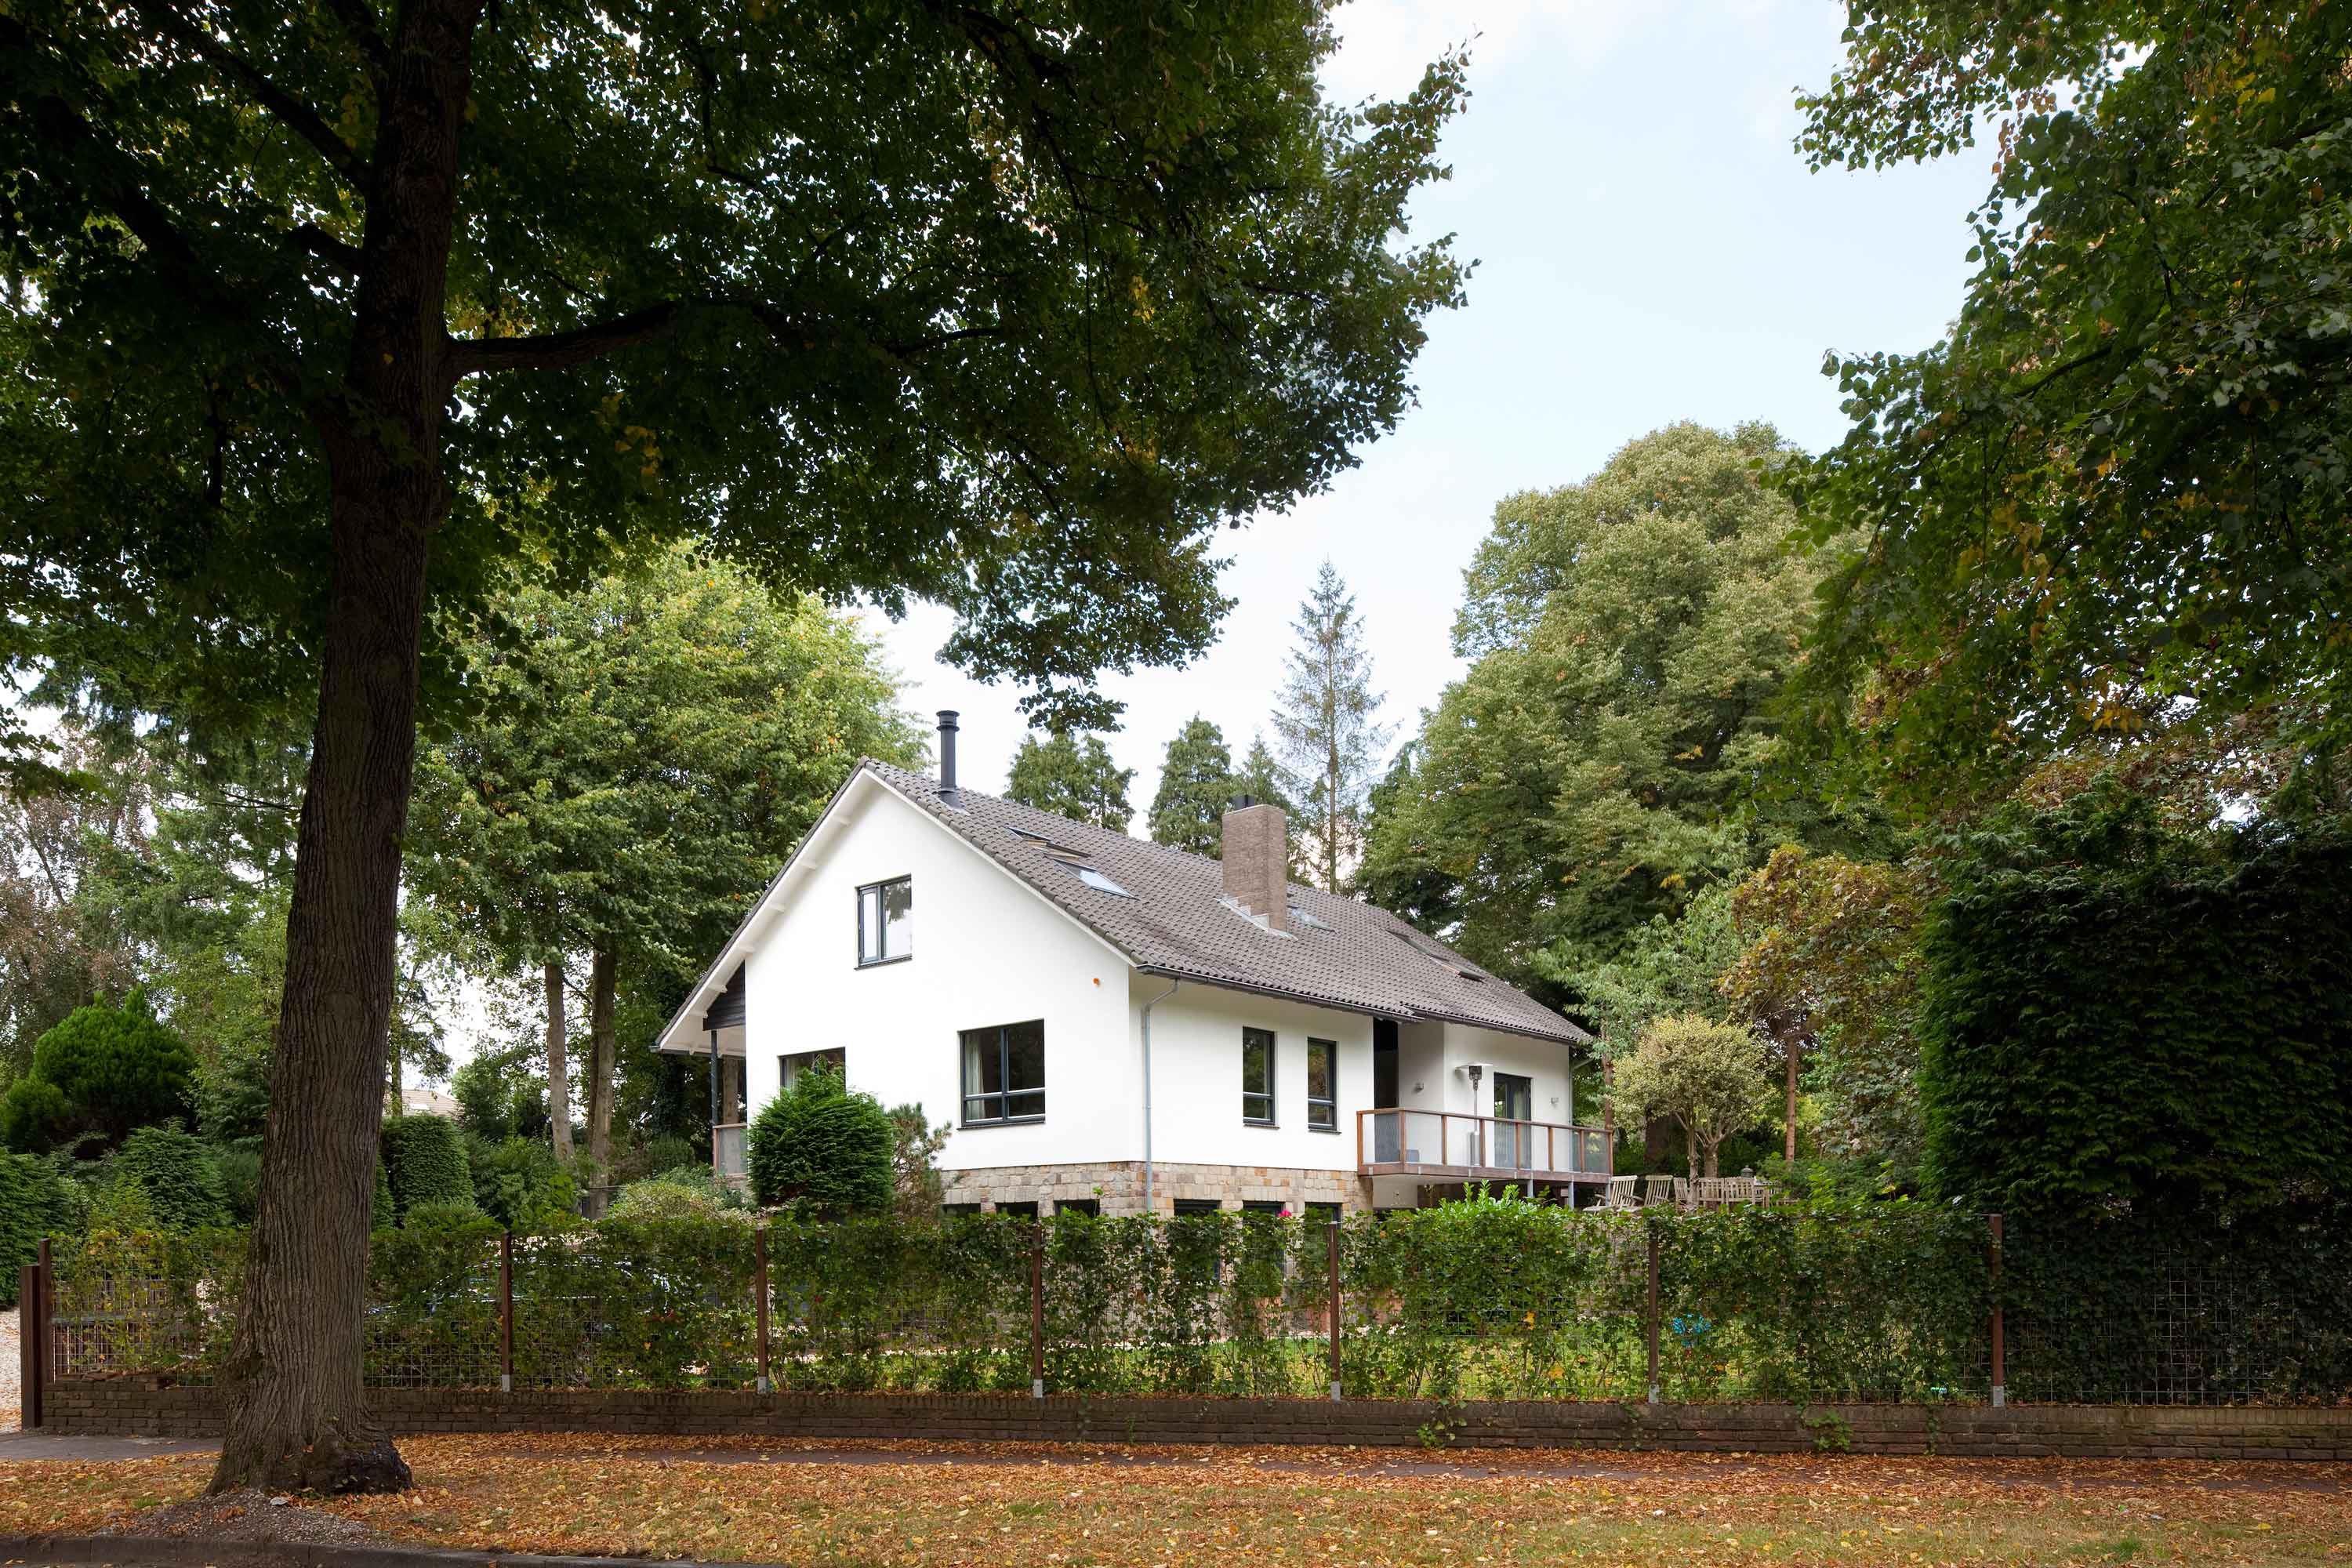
[656,714,1607,1214]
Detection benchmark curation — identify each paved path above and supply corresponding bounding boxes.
[0,1432,217,1461]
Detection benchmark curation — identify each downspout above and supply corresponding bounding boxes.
[1138,978,1179,1215]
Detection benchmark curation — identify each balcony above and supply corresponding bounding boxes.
[1356,1108,1612,1184]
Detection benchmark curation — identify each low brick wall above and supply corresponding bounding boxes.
[39,1379,2352,1460]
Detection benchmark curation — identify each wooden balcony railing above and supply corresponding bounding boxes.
[1355,1107,1612,1181]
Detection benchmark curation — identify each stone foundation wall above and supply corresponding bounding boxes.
[941,1160,1364,1216]
[39,1380,2352,1460]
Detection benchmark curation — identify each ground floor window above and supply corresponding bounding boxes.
[1306,1037,1337,1131]
[996,1200,1040,1219]
[1055,1197,1099,1217]
[942,1203,981,1218]
[960,1019,1045,1123]
[779,1047,846,1093]
[1240,1199,1287,1217]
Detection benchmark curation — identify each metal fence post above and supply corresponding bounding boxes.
[1989,1212,2006,1409]
[754,1226,772,1393]
[1326,1219,1342,1401]
[1029,1221,1046,1399]
[1644,1223,1661,1406]
[499,1232,514,1393]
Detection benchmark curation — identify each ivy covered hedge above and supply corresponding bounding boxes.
[42,1199,2347,1405]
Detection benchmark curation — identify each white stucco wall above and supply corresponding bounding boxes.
[737,775,1134,1173]
[1130,975,1374,1175]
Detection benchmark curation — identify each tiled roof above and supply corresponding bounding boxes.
[864,760,1589,1047]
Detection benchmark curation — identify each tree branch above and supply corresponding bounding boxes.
[447,302,696,377]
[136,2,371,191]
[291,221,363,278]
[321,0,392,84]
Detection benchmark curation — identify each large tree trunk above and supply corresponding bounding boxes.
[211,0,481,1497]
[545,960,574,1163]
[583,946,618,1215]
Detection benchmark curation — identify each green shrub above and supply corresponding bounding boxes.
[0,1150,73,1306]
[85,1172,160,1234]
[746,1062,892,1211]
[468,1134,577,1229]
[380,1113,477,1223]
[215,1142,263,1225]
[642,1133,699,1174]
[114,1125,228,1232]
[1920,789,2352,1219]
[608,1167,749,1224]
[0,993,198,1152]
[401,1198,488,1230]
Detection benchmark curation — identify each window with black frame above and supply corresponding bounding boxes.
[856,877,912,965]
[1306,1037,1337,1131]
[960,1019,1045,1123]
[1242,1027,1276,1124]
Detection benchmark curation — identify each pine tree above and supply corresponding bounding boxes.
[1271,563,1392,891]
[1147,717,1237,855]
[1005,732,1136,832]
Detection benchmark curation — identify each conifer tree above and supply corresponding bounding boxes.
[1147,717,1237,856]
[1271,563,1392,891]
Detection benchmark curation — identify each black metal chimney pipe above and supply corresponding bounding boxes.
[936,710,960,797]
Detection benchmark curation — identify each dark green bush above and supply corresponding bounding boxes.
[0,1150,73,1305]
[114,1125,229,1232]
[746,1063,892,1211]
[380,1113,477,1223]
[1,993,198,1153]
[215,1143,263,1225]
[1920,790,2352,1219]
[468,1134,577,1229]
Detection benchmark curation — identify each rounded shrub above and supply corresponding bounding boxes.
[380,1112,477,1223]
[747,1065,893,1211]
[114,1125,229,1232]
[467,1134,577,1229]
[608,1167,749,1224]
[4,993,198,1152]
[0,1151,73,1306]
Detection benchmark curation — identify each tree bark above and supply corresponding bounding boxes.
[210,0,483,1497]
[1784,1041,1800,1165]
[584,946,618,1215]
[545,959,574,1163]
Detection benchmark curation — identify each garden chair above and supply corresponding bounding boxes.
[1599,1175,1640,1210]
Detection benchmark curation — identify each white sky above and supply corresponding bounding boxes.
[871,0,1998,811]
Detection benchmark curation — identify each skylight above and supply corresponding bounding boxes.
[1073,866,1133,898]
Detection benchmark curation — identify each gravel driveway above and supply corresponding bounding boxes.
[2,1305,19,1432]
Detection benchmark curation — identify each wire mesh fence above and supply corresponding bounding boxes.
[34,1200,2352,1405]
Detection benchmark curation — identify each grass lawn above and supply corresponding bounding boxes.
[3,1434,2346,1566]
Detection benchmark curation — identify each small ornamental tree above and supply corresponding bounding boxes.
[114,1124,230,1232]
[1610,1014,1771,1181]
[0,993,199,1152]
[748,1065,893,1213]
[0,1150,73,1305]
[379,1114,478,1225]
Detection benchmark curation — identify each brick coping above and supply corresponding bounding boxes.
[37,1381,2352,1461]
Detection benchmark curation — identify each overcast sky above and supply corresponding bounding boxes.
[873,0,1998,809]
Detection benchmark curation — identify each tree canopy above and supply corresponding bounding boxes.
[1609,1014,1771,1181]
[1783,0,2352,808]
[1363,423,1873,985]
[1147,717,1238,856]
[1272,562,1391,891]
[1004,731,1135,832]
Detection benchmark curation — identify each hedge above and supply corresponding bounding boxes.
[114,1126,229,1233]
[381,1113,477,1223]
[0,1151,73,1306]
[1920,790,2352,1219]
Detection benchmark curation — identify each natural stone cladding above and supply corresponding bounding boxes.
[40,1381,2352,1461]
[942,1160,1363,1215]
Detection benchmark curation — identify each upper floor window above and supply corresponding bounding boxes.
[857,877,912,965]
[961,1019,1045,1124]
[1306,1038,1338,1132]
[1242,1027,1276,1126]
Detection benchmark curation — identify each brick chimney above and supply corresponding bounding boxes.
[1221,797,1289,933]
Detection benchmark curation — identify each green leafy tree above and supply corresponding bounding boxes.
[886,1102,951,1220]
[1610,1014,1772,1181]
[114,1124,230,1232]
[407,545,924,1194]
[2,0,1465,1491]
[379,1114,477,1225]
[1147,717,1239,856]
[1004,731,1135,832]
[1364,423,1875,985]
[747,1064,894,1213]
[466,1136,577,1230]
[1548,885,1741,1056]
[1,994,198,1152]
[1783,1,2352,808]
[1722,847,1927,1172]
[1271,563,1392,891]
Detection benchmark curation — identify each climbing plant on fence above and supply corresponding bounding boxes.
[34,1199,2352,1404]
